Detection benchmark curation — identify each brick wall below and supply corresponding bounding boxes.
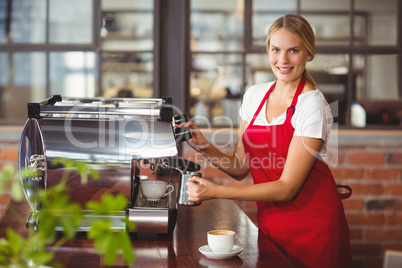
[181,136,402,268]
[334,145,402,268]
[0,141,19,220]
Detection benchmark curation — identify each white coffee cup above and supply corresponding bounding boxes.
[140,180,174,201]
[207,230,235,254]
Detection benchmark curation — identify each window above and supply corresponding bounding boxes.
[100,0,154,98]
[49,52,96,97]
[49,0,93,44]
[190,0,244,127]
[0,0,96,124]
[0,0,401,127]
[0,0,155,124]
[0,52,46,121]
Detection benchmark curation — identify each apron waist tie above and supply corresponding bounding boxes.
[337,185,352,199]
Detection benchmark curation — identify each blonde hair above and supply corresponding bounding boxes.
[266,14,317,87]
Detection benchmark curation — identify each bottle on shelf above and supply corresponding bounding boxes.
[351,101,366,128]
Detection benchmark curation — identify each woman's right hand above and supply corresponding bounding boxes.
[186,176,219,202]
[176,122,209,153]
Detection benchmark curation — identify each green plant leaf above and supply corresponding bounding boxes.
[0,159,134,267]
[0,164,15,180]
[102,193,127,212]
[121,216,136,231]
[88,219,112,248]
[20,167,36,180]
[87,193,128,215]
[11,181,24,201]
[86,200,104,212]
[58,215,78,239]
[118,231,135,264]
[0,238,11,257]
[114,194,128,211]
[97,233,113,254]
[6,229,24,255]
[89,168,100,180]
[27,251,54,266]
[87,217,134,265]
[104,234,118,265]
[37,210,57,243]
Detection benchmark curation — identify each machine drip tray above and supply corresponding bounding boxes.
[136,195,169,208]
[134,184,177,210]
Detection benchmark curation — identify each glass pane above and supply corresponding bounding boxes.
[252,0,297,46]
[301,0,350,46]
[245,53,274,86]
[49,52,96,97]
[9,0,46,43]
[190,53,243,127]
[309,54,349,123]
[358,55,398,100]
[355,0,398,45]
[0,53,7,86]
[101,0,154,51]
[191,0,243,52]
[357,55,400,125]
[0,52,46,123]
[101,52,153,98]
[49,0,93,44]
[300,0,349,11]
[0,0,8,43]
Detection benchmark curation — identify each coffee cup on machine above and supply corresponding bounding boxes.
[140,180,174,201]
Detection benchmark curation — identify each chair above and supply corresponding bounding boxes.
[383,250,402,268]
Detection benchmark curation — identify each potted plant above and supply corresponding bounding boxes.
[0,159,135,267]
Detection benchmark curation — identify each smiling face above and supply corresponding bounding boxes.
[268,28,312,85]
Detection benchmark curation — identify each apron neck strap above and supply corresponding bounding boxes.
[249,80,276,126]
[249,76,306,126]
[284,76,306,124]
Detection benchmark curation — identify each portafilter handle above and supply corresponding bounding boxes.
[174,114,192,143]
[161,157,201,173]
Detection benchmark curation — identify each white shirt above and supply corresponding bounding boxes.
[239,81,334,162]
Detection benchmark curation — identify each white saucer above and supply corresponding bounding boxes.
[198,245,243,259]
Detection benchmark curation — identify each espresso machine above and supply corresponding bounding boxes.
[18,95,201,234]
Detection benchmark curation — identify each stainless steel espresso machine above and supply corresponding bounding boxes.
[18,95,200,234]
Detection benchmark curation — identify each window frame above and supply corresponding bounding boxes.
[0,0,100,100]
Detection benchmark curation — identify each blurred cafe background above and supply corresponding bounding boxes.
[0,1,401,267]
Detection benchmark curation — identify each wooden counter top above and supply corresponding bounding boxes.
[1,199,292,267]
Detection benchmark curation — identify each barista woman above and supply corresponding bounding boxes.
[181,14,353,267]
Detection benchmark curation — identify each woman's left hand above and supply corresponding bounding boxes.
[186,176,217,202]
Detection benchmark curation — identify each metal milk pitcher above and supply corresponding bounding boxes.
[177,171,202,206]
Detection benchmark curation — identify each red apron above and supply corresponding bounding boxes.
[243,77,353,268]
